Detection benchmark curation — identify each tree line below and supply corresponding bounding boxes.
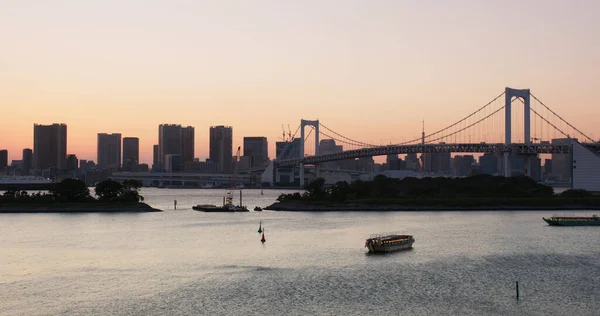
[1,179,144,204]
[277,174,593,202]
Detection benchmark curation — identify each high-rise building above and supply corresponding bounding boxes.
[182,126,195,168]
[421,152,451,173]
[97,133,122,170]
[0,149,7,171]
[551,138,575,181]
[22,148,32,176]
[152,145,159,170]
[66,154,79,171]
[33,123,67,170]
[210,126,233,173]
[158,124,194,171]
[243,137,268,168]
[276,139,301,160]
[122,137,139,171]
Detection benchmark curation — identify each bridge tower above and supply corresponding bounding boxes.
[299,119,319,187]
[504,87,531,177]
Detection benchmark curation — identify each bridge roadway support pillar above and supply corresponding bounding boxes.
[299,164,304,187]
[504,152,511,178]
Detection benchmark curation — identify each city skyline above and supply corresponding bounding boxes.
[1,1,599,163]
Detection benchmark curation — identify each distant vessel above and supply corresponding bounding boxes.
[543,215,600,226]
[192,191,248,212]
[258,221,262,233]
[192,146,248,212]
[260,229,266,243]
[365,234,414,253]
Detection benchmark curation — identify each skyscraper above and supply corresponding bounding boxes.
[158,124,194,171]
[210,126,233,173]
[33,123,67,170]
[122,137,139,171]
[152,144,159,171]
[243,137,268,168]
[97,133,122,170]
[181,126,195,168]
[0,149,7,171]
[22,148,32,175]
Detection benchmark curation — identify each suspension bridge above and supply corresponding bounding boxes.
[274,87,600,187]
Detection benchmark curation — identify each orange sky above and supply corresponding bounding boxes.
[1,1,598,164]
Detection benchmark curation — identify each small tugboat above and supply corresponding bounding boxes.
[365,234,414,253]
[192,191,248,212]
[543,215,600,226]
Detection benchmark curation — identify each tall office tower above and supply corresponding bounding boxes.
[97,133,122,171]
[66,154,79,171]
[210,126,233,173]
[22,148,32,175]
[243,137,268,168]
[33,123,67,170]
[551,138,575,181]
[122,137,140,171]
[0,149,7,171]
[181,126,195,167]
[158,124,194,171]
[152,144,159,170]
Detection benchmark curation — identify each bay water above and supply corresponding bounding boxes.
[1,188,598,315]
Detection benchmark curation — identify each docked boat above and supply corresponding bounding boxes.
[365,234,415,253]
[542,215,600,226]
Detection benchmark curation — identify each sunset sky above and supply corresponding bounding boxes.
[1,0,599,165]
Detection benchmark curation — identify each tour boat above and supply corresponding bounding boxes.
[365,234,414,253]
[543,215,600,226]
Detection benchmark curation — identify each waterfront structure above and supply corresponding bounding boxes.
[479,153,499,175]
[22,148,32,176]
[181,126,195,169]
[152,145,159,171]
[210,126,233,173]
[551,138,574,182]
[164,154,182,172]
[122,137,139,171]
[421,152,451,173]
[158,124,194,171]
[33,123,67,170]
[66,154,78,171]
[243,137,268,168]
[97,133,122,171]
[0,149,7,171]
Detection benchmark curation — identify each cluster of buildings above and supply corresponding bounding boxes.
[0,123,270,186]
[0,123,578,187]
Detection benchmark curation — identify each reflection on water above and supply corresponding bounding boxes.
[0,188,599,315]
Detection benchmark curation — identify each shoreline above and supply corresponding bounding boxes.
[0,202,162,213]
[265,202,600,212]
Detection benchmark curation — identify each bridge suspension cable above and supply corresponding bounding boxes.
[319,123,378,148]
[424,105,506,144]
[391,91,506,145]
[530,93,596,143]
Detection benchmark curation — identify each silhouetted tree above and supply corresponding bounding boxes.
[50,178,92,202]
[95,179,123,201]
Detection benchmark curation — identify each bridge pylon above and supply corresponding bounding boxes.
[504,87,531,177]
[300,119,319,187]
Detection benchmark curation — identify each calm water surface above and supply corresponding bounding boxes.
[1,188,599,315]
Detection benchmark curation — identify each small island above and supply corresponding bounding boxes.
[266,175,600,211]
[0,178,161,213]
